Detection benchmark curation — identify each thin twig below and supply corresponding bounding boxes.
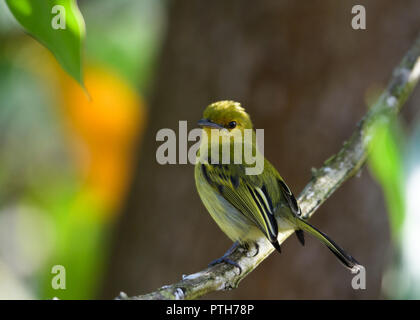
[117,34,420,300]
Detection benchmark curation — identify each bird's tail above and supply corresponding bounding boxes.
[296,217,361,271]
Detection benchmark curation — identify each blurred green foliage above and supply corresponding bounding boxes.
[368,118,405,239]
[368,115,420,299]
[0,0,165,299]
[82,0,165,89]
[5,0,86,86]
[0,60,75,299]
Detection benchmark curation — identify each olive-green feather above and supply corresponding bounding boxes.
[200,159,291,244]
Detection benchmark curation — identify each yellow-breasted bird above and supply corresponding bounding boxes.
[195,100,361,272]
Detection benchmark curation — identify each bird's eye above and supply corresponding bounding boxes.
[228,121,237,129]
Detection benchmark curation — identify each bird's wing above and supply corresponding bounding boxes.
[200,161,285,243]
[277,176,301,217]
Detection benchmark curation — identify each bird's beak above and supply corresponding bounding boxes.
[197,118,224,129]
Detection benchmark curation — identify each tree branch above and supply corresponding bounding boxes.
[117,34,420,300]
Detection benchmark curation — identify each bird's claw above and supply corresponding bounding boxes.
[208,241,242,273]
[209,257,242,274]
[252,242,259,257]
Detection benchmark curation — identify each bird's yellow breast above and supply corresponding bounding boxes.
[195,162,262,243]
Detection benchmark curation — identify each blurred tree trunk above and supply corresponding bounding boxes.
[102,0,420,299]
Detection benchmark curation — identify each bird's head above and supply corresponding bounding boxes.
[198,100,253,133]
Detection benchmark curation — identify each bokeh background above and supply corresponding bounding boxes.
[1,0,420,299]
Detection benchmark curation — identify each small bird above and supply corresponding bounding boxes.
[195,100,361,272]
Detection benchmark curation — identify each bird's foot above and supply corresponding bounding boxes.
[209,257,242,273]
[208,241,242,274]
[243,242,259,257]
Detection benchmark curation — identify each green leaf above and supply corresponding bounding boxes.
[5,0,85,87]
[367,118,405,239]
